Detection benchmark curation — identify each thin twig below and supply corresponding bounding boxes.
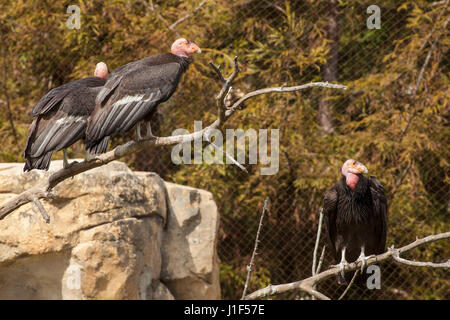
[428,0,448,7]
[391,160,412,197]
[145,0,207,39]
[311,208,324,299]
[169,0,207,30]
[31,195,50,223]
[338,270,359,300]
[316,245,326,274]
[300,284,331,300]
[391,248,450,268]
[215,56,240,123]
[229,82,347,115]
[209,63,226,83]
[312,208,324,276]
[241,197,269,299]
[204,136,248,172]
[419,0,448,51]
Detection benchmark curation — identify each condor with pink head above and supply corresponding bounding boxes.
[85,38,201,154]
[24,62,109,171]
[323,159,388,285]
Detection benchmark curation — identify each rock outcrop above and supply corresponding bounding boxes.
[0,161,220,300]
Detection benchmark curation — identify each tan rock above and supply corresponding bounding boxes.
[0,161,220,300]
[161,183,221,300]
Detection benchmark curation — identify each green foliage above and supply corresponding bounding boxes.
[220,263,271,300]
[0,0,448,299]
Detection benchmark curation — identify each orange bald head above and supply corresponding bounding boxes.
[171,38,201,58]
[94,62,108,79]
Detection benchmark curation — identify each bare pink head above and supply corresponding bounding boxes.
[94,62,108,79]
[341,159,368,189]
[171,38,201,58]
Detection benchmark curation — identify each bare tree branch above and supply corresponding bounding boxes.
[244,231,450,300]
[169,0,207,30]
[391,248,450,268]
[228,82,347,115]
[312,208,324,276]
[427,0,448,7]
[316,245,326,274]
[215,56,240,123]
[391,160,413,197]
[311,208,325,299]
[241,197,269,299]
[0,57,347,221]
[338,270,359,300]
[31,195,50,224]
[145,0,207,39]
[209,62,226,83]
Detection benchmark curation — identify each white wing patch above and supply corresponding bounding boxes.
[34,115,86,156]
[114,94,145,106]
[54,115,85,126]
[113,92,159,108]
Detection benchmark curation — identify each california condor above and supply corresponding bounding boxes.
[323,159,388,284]
[85,38,201,154]
[23,62,109,171]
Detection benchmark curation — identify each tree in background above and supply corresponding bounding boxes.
[0,0,448,299]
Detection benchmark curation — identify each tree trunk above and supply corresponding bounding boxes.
[319,0,339,134]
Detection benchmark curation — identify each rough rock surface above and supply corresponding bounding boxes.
[0,161,220,300]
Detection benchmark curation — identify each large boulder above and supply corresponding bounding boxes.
[0,161,220,300]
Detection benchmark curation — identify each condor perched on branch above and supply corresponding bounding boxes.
[323,159,388,284]
[85,38,201,155]
[23,62,109,171]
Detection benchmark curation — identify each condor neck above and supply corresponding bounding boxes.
[171,53,192,71]
[342,174,368,196]
[345,173,359,190]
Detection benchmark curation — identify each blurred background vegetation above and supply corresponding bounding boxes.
[0,0,448,299]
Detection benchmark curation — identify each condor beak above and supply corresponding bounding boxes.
[190,42,201,54]
[356,163,369,174]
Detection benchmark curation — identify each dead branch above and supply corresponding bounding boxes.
[0,56,347,221]
[244,231,450,300]
[391,248,450,268]
[169,0,207,30]
[145,0,207,39]
[311,208,325,299]
[31,195,50,224]
[241,197,269,299]
[312,208,324,276]
[338,270,359,300]
[316,245,326,274]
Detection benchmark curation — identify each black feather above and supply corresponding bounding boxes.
[24,77,106,171]
[323,174,388,285]
[85,53,191,153]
